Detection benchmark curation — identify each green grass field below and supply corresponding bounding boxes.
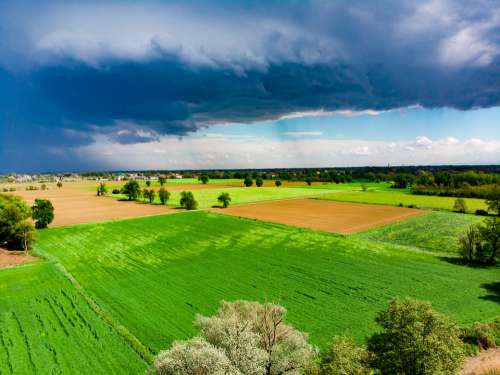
[355,211,483,254]
[320,190,488,212]
[0,262,147,374]
[116,186,336,209]
[298,181,396,192]
[34,212,500,356]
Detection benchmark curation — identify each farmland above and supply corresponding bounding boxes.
[34,212,500,356]
[355,211,483,254]
[320,190,488,212]
[0,262,147,374]
[213,198,425,234]
[115,186,338,209]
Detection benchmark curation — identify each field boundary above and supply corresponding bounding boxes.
[38,251,154,365]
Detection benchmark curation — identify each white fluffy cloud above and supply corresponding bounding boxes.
[75,135,500,170]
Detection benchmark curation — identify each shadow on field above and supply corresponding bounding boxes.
[480,282,500,304]
[438,256,499,269]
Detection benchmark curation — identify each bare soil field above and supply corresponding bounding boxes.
[462,348,500,375]
[7,183,173,226]
[0,249,37,269]
[212,198,426,234]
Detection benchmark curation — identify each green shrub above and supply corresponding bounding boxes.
[243,177,253,187]
[461,318,500,350]
[217,192,231,208]
[31,199,55,229]
[476,209,489,216]
[158,188,170,205]
[275,179,282,187]
[454,198,468,213]
[122,180,140,201]
[112,189,120,194]
[180,191,198,210]
[317,335,368,375]
[255,177,263,187]
[367,297,464,375]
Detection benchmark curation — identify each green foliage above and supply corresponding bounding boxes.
[360,183,368,192]
[0,262,147,374]
[35,212,500,352]
[486,184,500,215]
[158,176,166,186]
[367,298,464,375]
[244,177,253,187]
[96,182,107,196]
[460,217,500,264]
[112,188,120,194]
[217,192,231,208]
[316,336,368,375]
[305,177,313,186]
[392,174,415,189]
[461,318,500,350]
[31,199,54,229]
[454,198,467,213]
[199,175,209,184]
[275,179,282,187]
[158,187,171,205]
[255,177,263,187]
[143,189,156,204]
[56,181,63,188]
[122,180,140,200]
[146,180,151,187]
[0,193,35,250]
[180,191,198,210]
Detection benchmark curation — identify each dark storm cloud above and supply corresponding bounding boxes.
[0,0,499,171]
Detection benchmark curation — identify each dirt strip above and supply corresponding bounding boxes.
[212,198,426,234]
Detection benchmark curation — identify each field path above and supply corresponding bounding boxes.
[462,348,500,375]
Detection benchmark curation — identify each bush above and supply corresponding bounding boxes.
[0,194,36,251]
[199,175,209,184]
[112,189,120,194]
[367,297,464,375]
[143,189,156,204]
[217,192,231,208]
[56,181,63,188]
[461,318,500,351]
[158,188,170,205]
[476,209,489,216]
[460,218,500,265]
[31,199,55,229]
[255,177,263,187]
[454,198,467,213]
[122,180,140,201]
[180,191,198,210]
[407,204,417,209]
[243,177,253,187]
[275,179,282,187]
[9,187,15,192]
[361,183,368,192]
[96,182,107,196]
[316,336,368,375]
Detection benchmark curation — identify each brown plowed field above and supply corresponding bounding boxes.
[212,198,426,234]
[8,183,174,227]
[0,249,37,269]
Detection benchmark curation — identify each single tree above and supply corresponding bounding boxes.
[146,180,151,187]
[305,177,312,186]
[361,183,368,192]
[367,297,464,375]
[122,180,140,201]
[217,192,231,208]
[478,216,500,264]
[31,199,55,229]
[199,175,209,184]
[152,300,313,375]
[96,182,107,196]
[158,188,171,205]
[56,181,63,188]
[275,179,282,187]
[158,176,166,186]
[180,191,198,210]
[244,177,253,187]
[143,189,156,204]
[255,177,263,187]
[14,220,36,255]
[453,198,467,213]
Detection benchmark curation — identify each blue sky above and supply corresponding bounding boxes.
[0,0,499,172]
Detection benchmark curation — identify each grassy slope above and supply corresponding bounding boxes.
[355,211,483,254]
[0,262,146,374]
[35,212,500,352]
[116,186,336,209]
[320,190,488,212]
